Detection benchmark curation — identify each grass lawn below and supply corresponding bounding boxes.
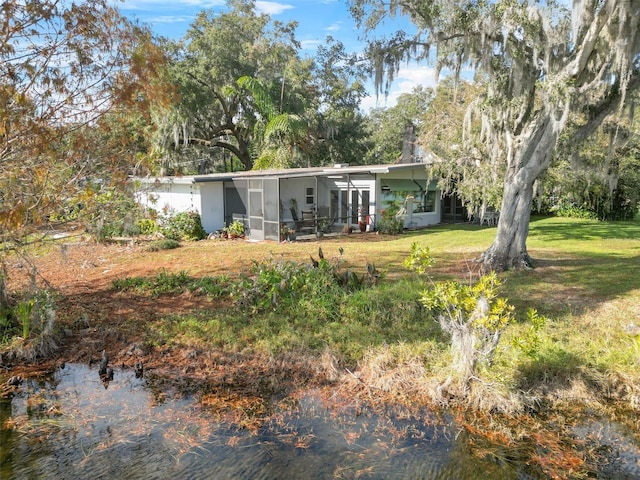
[4,215,640,478]
[5,215,640,413]
[100,215,639,410]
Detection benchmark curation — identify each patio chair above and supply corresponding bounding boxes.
[300,210,316,233]
[482,210,500,226]
[290,207,315,234]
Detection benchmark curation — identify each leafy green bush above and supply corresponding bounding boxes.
[146,239,181,252]
[190,275,229,297]
[378,207,404,234]
[552,201,598,220]
[232,250,382,319]
[223,220,245,237]
[405,242,542,387]
[137,218,158,235]
[161,211,206,241]
[403,242,434,275]
[0,289,57,347]
[232,256,342,318]
[420,272,516,380]
[511,308,547,358]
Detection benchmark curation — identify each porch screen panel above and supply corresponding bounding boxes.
[362,190,370,219]
[263,178,279,241]
[330,190,339,222]
[225,180,247,225]
[351,190,359,224]
[340,190,349,223]
[249,190,263,234]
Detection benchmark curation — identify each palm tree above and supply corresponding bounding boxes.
[237,76,310,169]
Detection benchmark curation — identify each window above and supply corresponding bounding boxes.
[305,187,315,206]
[416,191,436,213]
[381,189,436,214]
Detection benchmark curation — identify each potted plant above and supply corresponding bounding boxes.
[358,207,367,233]
[316,218,330,238]
[224,220,245,239]
[280,224,296,241]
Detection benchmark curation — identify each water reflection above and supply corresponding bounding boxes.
[0,363,602,479]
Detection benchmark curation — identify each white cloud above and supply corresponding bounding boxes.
[395,64,438,88]
[360,63,438,111]
[255,1,294,15]
[118,0,224,10]
[300,39,322,50]
[146,15,194,24]
[326,22,342,32]
[359,95,383,112]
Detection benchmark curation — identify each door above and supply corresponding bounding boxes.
[248,180,264,240]
[442,193,465,223]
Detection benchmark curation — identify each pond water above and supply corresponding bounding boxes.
[0,364,637,479]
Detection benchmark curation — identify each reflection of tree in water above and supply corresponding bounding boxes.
[1,367,629,479]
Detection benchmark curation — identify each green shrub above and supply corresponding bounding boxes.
[378,207,404,234]
[552,201,598,220]
[420,272,516,381]
[232,256,340,316]
[223,220,245,237]
[0,289,57,346]
[82,189,144,241]
[146,239,181,251]
[161,211,206,241]
[405,242,537,387]
[189,275,229,297]
[230,249,385,326]
[137,218,158,235]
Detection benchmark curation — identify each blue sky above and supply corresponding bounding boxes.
[116,0,438,110]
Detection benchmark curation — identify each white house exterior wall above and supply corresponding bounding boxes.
[136,179,202,222]
[279,178,317,223]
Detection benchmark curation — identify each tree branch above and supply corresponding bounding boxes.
[571,72,640,144]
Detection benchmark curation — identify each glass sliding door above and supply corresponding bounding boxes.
[351,190,359,224]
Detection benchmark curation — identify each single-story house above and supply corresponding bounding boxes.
[133,162,442,242]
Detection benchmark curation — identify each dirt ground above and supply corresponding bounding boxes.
[3,235,360,402]
[4,233,631,479]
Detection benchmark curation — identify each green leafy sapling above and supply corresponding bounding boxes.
[405,242,522,386]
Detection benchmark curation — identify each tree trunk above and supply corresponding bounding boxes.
[479,174,536,271]
[480,110,565,271]
[0,267,8,310]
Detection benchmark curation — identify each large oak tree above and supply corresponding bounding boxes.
[155,0,302,172]
[351,0,640,270]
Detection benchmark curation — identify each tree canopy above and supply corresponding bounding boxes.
[351,0,640,270]
[365,85,433,164]
[544,97,640,220]
[0,0,165,246]
[152,0,306,172]
[153,0,370,173]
